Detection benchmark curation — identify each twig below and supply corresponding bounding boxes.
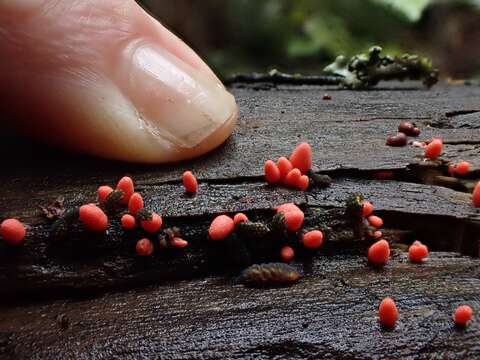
[225,69,342,86]
[225,46,439,90]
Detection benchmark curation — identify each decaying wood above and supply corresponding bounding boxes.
[0,82,479,358]
[1,252,479,359]
[0,177,477,296]
[1,83,479,187]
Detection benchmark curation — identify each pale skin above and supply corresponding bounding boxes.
[0,0,238,163]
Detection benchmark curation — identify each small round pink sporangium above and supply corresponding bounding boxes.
[289,142,312,174]
[208,215,234,240]
[264,160,281,184]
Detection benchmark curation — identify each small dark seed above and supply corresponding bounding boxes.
[398,121,414,134]
[386,132,408,147]
[398,121,421,136]
[323,94,332,100]
[411,127,421,136]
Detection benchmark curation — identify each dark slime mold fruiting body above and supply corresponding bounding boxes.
[235,221,271,239]
[345,193,365,239]
[270,212,288,237]
[103,189,125,215]
[135,208,153,222]
[236,263,301,287]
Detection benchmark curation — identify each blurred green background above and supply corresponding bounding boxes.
[138,0,480,79]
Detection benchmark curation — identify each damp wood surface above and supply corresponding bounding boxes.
[0,82,479,359]
[1,253,479,359]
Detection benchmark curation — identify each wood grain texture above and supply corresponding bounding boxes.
[0,82,479,359]
[0,177,477,296]
[0,83,479,188]
[0,252,479,359]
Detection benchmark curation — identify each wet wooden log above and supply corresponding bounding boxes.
[0,82,479,358]
[1,252,479,359]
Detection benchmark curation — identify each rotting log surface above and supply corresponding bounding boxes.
[0,82,479,359]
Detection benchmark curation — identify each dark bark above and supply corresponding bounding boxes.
[1,252,479,359]
[0,82,479,358]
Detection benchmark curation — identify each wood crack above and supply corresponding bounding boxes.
[1,83,480,358]
[445,109,480,118]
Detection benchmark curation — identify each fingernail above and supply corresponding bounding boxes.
[118,40,237,148]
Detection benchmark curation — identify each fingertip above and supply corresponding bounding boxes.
[0,0,238,163]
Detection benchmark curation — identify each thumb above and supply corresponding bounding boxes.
[0,0,238,163]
